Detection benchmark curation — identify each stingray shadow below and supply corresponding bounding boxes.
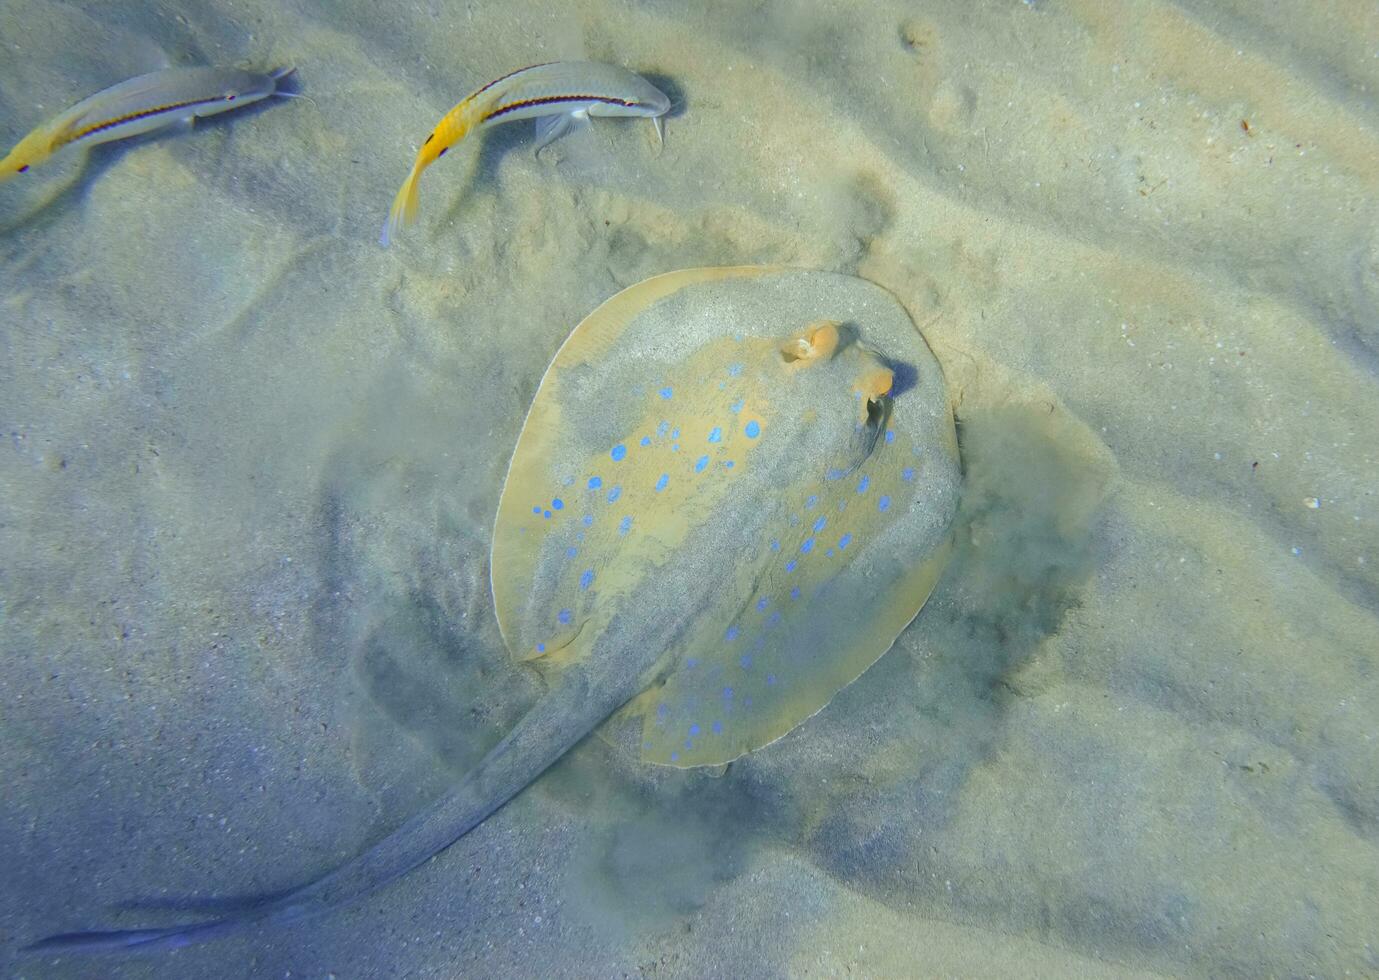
[889,359,919,398]
[781,400,1115,890]
[535,400,1114,942]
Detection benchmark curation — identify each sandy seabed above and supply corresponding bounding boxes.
[1,1,1376,977]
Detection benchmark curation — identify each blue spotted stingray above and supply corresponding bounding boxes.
[23,266,961,956]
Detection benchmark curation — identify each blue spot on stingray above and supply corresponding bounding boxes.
[695,454,709,473]
[740,654,753,669]
[725,460,735,469]
[805,495,818,510]
[723,687,733,699]
[857,475,870,494]
[659,386,673,399]
[671,443,680,452]
[839,532,852,550]
[730,398,745,414]
[537,642,545,653]
[611,444,627,461]
[655,473,669,492]
[558,609,572,625]
[640,435,651,446]
[566,546,578,559]
[708,426,722,443]
[582,514,594,527]
[766,674,777,686]
[767,611,781,627]
[801,538,815,554]
[756,597,769,611]
[579,569,594,591]
[551,498,564,511]
[690,723,700,736]
[671,752,679,762]
[812,516,827,533]
[902,467,915,482]
[790,587,801,600]
[672,428,681,439]
[770,539,781,553]
[885,429,896,444]
[687,658,698,668]
[744,420,761,439]
[785,560,797,573]
[728,363,743,377]
[826,549,834,557]
[588,476,603,490]
[725,626,740,641]
[712,720,723,734]
[543,510,552,519]
[619,515,633,535]
[878,495,891,512]
[657,421,669,437]
[608,485,622,503]
[532,506,542,515]
[684,739,693,750]
[827,468,846,480]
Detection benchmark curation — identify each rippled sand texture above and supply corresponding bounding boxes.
[1,0,1376,976]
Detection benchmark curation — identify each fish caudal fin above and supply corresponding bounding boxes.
[380,165,422,247]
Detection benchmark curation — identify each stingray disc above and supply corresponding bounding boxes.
[491,267,960,767]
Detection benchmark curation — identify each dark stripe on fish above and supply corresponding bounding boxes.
[483,93,634,123]
[67,96,228,145]
[473,63,555,100]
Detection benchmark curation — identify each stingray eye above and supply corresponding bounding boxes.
[780,320,841,366]
[17,164,29,173]
[224,92,237,101]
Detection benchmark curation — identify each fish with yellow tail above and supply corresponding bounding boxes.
[380,61,670,246]
[0,66,296,181]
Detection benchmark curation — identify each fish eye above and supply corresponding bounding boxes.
[17,164,29,173]
[224,92,238,101]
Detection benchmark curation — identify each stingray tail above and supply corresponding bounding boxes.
[21,661,635,958]
[380,162,423,247]
[21,918,242,956]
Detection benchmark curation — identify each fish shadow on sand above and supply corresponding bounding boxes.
[0,82,299,239]
[637,72,687,123]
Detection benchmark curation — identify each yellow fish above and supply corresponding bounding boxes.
[381,61,670,245]
[0,66,294,180]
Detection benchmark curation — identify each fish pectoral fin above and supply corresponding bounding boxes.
[533,110,587,159]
